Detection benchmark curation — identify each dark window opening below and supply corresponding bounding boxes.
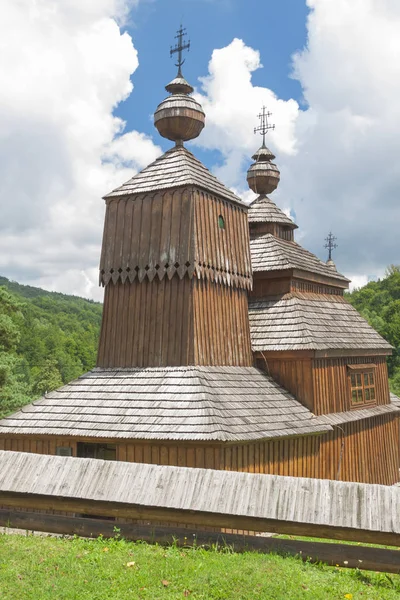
[218,215,225,229]
[77,442,117,461]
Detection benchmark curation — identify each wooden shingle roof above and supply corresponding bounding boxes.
[248,195,297,228]
[248,293,393,352]
[250,234,349,284]
[0,367,331,442]
[315,402,400,426]
[104,145,245,206]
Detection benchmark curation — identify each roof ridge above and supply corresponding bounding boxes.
[248,195,297,227]
[104,145,245,206]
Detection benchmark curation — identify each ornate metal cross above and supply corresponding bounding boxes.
[254,106,275,147]
[324,232,338,261]
[170,25,190,77]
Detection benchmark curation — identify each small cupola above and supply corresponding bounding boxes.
[246,106,280,195]
[154,26,205,144]
[247,107,296,241]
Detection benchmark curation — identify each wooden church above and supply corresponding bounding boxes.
[0,30,399,485]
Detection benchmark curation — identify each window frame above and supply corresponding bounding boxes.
[347,364,377,409]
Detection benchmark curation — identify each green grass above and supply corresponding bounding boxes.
[0,533,399,599]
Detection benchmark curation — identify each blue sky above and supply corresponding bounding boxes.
[1,0,399,299]
[117,0,309,165]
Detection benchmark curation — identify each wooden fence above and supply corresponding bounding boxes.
[0,451,399,573]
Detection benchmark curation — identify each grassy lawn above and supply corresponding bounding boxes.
[0,533,399,599]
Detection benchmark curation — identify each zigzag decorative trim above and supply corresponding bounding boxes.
[99,262,253,290]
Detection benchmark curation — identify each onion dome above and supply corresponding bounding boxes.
[154,27,205,144]
[247,106,280,195]
[246,144,280,195]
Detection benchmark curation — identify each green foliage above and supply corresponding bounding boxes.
[346,267,400,395]
[0,276,102,418]
[0,534,399,599]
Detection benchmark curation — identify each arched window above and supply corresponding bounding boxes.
[218,215,225,229]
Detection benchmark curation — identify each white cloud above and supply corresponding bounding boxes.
[0,0,161,300]
[193,38,299,190]
[193,2,400,282]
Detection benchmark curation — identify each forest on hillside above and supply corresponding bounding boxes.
[0,268,399,418]
[345,265,400,395]
[0,276,102,417]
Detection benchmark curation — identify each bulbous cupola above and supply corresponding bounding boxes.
[247,106,280,195]
[154,26,205,143]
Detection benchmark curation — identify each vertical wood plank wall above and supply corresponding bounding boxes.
[2,415,398,484]
[99,189,194,286]
[319,415,399,484]
[193,279,253,366]
[260,355,390,415]
[261,357,314,411]
[193,190,251,285]
[97,277,194,367]
[313,356,390,415]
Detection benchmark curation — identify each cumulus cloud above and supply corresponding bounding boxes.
[193,38,299,190]
[0,0,161,300]
[194,1,400,283]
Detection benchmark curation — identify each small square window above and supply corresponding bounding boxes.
[348,366,376,408]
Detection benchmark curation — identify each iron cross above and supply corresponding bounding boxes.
[254,106,275,146]
[324,232,338,261]
[170,25,190,77]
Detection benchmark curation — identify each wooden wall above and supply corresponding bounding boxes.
[313,356,390,415]
[259,354,391,415]
[97,277,194,367]
[100,187,252,290]
[260,355,314,412]
[193,189,251,290]
[97,276,252,367]
[319,414,399,484]
[2,414,398,485]
[193,279,253,366]
[99,189,194,286]
[250,276,291,298]
[249,222,294,241]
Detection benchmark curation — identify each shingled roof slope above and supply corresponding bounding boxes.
[0,366,331,442]
[248,293,393,352]
[104,145,244,206]
[248,195,297,228]
[250,233,349,283]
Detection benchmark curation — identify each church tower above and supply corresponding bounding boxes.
[97,27,253,368]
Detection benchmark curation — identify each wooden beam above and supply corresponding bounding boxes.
[1,510,399,574]
[1,492,400,548]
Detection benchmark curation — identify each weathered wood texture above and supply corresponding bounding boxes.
[260,356,314,412]
[100,187,251,290]
[313,356,391,414]
[0,367,328,441]
[250,222,294,241]
[291,279,344,296]
[193,280,253,366]
[192,189,251,289]
[97,277,194,367]
[257,354,391,415]
[1,451,400,546]
[2,511,400,574]
[97,280,252,367]
[1,413,397,484]
[319,414,399,484]
[97,185,253,368]
[249,276,291,298]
